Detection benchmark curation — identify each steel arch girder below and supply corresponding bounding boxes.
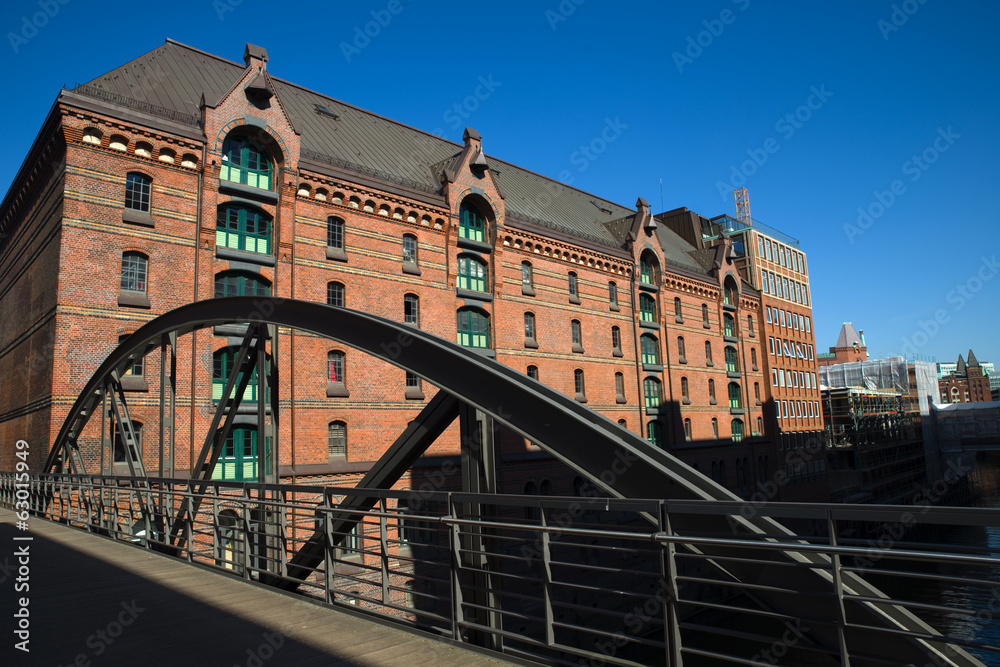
[43,297,979,667]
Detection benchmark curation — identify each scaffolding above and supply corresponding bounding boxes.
[819,358,910,394]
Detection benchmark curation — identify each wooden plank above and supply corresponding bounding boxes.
[0,510,513,666]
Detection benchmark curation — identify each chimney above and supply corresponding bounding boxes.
[859,330,866,346]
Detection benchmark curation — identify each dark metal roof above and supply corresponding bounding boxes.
[75,39,692,258]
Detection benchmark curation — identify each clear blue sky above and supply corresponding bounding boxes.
[2,0,997,367]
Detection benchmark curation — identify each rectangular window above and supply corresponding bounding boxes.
[776,401,782,419]
[782,400,788,417]
[761,269,768,293]
[769,337,774,355]
[808,345,814,360]
[769,273,775,295]
[778,370,784,387]
[766,308,772,324]
[765,240,772,262]
[403,235,418,265]
[779,310,786,327]
[124,173,151,212]
[805,317,811,333]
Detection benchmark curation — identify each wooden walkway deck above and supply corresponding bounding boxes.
[0,508,516,666]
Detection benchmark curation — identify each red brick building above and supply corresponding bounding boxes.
[939,350,991,404]
[816,322,868,367]
[0,40,778,500]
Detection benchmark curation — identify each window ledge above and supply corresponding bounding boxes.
[402,262,421,276]
[118,291,150,309]
[682,398,691,405]
[571,344,584,354]
[706,361,714,367]
[219,180,279,203]
[723,335,738,344]
[639,321,660,331]
[674,317,684,324]
[214,324,249,337]
[522,286,536,297]
[456,236,492,253]
[471,348,496,358]
[575,393,587,404]
[120,376,148,392]
[569,294,581,305]
[730,408,746,415]
[217,246,277,266]
[616,395,627,405]
[326,247,348,262]
[703,321,712,329]
[456,288,493,303]
[405,386,425,400]
[642,364,663,373]
[612,349,623,358]
[752,364,759,372]
[645,406,660,416]
[327,383,350,398]
[524,339,539,349]
[610,303,620,312]
[122,208,154,228]
[678,356,687,364]
[727,371,742,379]
[638,282,658,293]
[710,397,718,405]
[723,303,737,312]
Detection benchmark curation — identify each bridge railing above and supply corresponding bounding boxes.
[2,471,998,667]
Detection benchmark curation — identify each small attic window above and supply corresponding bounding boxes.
[181,154,198,169]
[331,192,344,205]
[109,135,128,152]
[83,128,102,145]
[314,104,339,119]
[135,142,153,158]
[421,214,432,226]
[158,148,176,164]
[348,196,360,209]
[393,208,404,220]
[364,201,375,213]
[297,184,311,197]
[407,211,417,223]
[377,204,389,217]
[315,188,328,202]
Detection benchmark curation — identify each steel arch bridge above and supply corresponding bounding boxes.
[35,297,982,667]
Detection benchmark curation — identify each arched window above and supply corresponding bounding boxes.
[404,294,419,326]
[646,421,662,447]
[459,201,487,242]
[457,255,488,292]
[674,297,683,321]
[639,252,658,284]
[124,172,151,212]
[681,377,690,403]
[524,312,536,343]
[120,252,148,294]
[327,217,345,253]
[611,326,622,354]
[731,419,744,443]
[641,334,659,365]
[639,294,657,323]
[729,382,742,409]
[457,308,489,349]
[709,379,716,403]
[644,378,661,409]
[725,347,740,373]
[214,271,270,297]
[702,303,710,327]
[684,418,692,442]
[712,418,719,438]
[757,416,764,435]
[327,281,344,307]
[724,313,735,337]
[608,282,618,308]
[615,372,626,403]
[217,204,271,254]
[677,336,686,362]
[724,277,738,305]
[328,351,346,384]
[574,369,586,402]
[526,365,539,381]
[403,234,418,266]
[571,320,583,351]
[522,262,534,294]
[754,382,761,403]
[705,340,714,366]
[751,347,758,370]
[220,135,272,189]
[747,315,755,337]
[216,510,242,571]
[328,421,347,458]
[568,272,580,303]
[212,348,264,404]
[112,420,142,464]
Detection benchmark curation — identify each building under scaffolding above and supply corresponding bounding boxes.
[821,359,929,504]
